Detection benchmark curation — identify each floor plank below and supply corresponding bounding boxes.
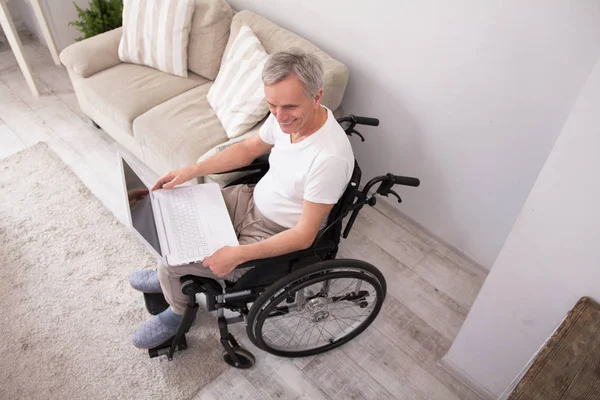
[354,206,430,269]
[193,368,263,400]
[301,348,396,400]
[374,198,487,276]
[0,78,53,146]
[413,250,486,310]
[235,335,331,400]
[373,296,482,400]
[339,229,468,340]
[0,119,26,159]
[343,326,459,400]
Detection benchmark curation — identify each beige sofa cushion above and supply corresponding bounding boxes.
[133,83,229,171]
[224,11,349,111]
[81,63,208,136]
[207,24,270,139]
[187,0,233,80]
[118,0,196,77]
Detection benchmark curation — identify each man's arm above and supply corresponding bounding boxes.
[152,134,272,190]
[193,135,273,177]
[203,200,334,277]
[241,200,334,261]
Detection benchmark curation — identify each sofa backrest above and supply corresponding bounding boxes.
[223,10,349,111]
[187,0,234,80]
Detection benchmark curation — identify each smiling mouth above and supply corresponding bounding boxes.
[280,119,295,126]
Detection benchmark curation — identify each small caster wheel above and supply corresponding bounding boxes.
[222,348,255,369]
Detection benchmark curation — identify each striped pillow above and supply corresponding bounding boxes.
[207,24,269,139]
[118,0,195,78]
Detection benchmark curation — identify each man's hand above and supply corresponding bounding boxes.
[152,166,195,191]
[203,246,245,278]
[127,188,149,207]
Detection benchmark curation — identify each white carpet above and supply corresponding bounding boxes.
[0,143,227,400]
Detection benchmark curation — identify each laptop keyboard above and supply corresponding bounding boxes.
[163,189,210,259]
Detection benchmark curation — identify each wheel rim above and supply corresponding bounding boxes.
[254,269,382,353]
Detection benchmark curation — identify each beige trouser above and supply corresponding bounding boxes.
[157,184,286,314]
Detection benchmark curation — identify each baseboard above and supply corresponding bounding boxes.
[374,196,490,274]
[439,356,498,400]
[497,349,542,400]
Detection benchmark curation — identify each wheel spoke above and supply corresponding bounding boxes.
[288,321,313,345]
[331,312,347,332]
[327,278,358,300]
[304,323,317,348]
[330,313,353,328]
[287,312,307,347]
[318,321,337,340]
[265,314,305,341]
[292,319,317,347]
[256,269,383,353]
[267,310,311,324]
[314,320,329,345]
[329,314,370,322]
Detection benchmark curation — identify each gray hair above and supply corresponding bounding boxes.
[262,48,324,99]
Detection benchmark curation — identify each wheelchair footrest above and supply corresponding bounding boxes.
[148,335,188,359]
[143,292,170,315]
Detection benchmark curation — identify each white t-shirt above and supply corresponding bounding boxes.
[253,107,354,229]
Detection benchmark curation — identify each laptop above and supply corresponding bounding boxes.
[118,153,239,266]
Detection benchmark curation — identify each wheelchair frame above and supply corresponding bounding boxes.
[142,115,420,368]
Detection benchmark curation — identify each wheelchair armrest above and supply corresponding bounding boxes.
[235,239,336,270]
[226,239,336,292]
[215,154,269,175]
[224,171,265,188]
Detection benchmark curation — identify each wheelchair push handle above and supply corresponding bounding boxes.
[337,115,380,127]
[337,115,379,142]
[341,173,420,238]
[354,116,379,126]
[393,175,420,187]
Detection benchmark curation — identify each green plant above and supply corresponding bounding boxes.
[69,0,123,41]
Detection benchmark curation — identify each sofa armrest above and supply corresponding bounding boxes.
[59,27,123,78]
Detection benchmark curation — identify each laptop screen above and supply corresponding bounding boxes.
[122,158,162,257]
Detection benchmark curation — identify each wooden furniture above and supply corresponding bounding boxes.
[0,0,60,97]
[509,297,600,400]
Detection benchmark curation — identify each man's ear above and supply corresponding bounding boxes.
[313,88,323,109]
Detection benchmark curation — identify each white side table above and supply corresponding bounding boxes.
[0,0,61,97]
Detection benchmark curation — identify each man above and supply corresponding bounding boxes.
[129,49,355,349]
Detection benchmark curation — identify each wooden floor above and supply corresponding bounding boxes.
[0,34,487,400]
[508,297,600,400]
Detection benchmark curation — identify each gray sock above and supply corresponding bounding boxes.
[157,307,183,328]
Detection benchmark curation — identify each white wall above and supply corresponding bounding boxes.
[444,55,600,397]
[228,0,600,268]
[6,0,88,50]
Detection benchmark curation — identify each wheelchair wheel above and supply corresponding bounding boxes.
[246,259,386,358]
[222,348,255,369]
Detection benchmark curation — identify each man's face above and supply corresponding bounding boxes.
[264,73,322,135]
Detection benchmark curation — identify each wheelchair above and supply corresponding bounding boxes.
[141,114,420,368]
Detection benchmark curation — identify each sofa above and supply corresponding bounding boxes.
[59,0,349,182]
